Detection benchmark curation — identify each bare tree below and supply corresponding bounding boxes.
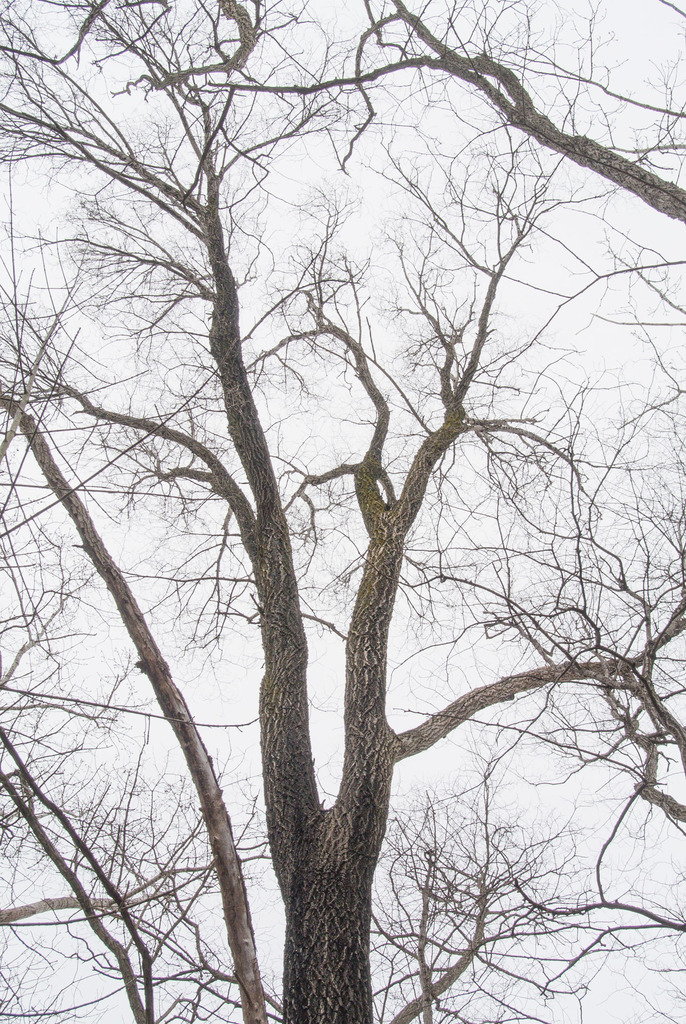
[3,1,686,1023]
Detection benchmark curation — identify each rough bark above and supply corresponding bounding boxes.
[395,660,612,761]
[200,166,480,1016]
[281,814,380,1024]
[202,175,321,911]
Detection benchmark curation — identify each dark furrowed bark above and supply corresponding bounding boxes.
[307,411,472,1022]
[281,815,380,1024]
[202,178,320,898]
[340,526,401,818]
[202,169,389,1023]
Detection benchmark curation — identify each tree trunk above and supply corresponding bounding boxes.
[281,821,380,1024]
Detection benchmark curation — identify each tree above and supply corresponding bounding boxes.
[2,1,686,1022]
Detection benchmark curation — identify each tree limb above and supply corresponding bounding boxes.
[0,395,268,1024]
[68,389,258,561]
[392,0,686,226]
[395,661,611,761]
[0,895,113,924]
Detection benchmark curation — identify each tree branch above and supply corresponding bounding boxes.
[202,166,319,898]
[395,661,611,761]
[392,0,686,226]
[68,390,258,561]
[0,756,150,1024]
[0,895,113,924]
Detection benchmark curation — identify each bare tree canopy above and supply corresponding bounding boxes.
[1,1,686,1022]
